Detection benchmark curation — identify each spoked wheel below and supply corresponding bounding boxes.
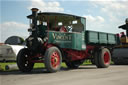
[65,60,84,69]
[17,48,34,72]
[95,48,111,68]
[44,47,62,73]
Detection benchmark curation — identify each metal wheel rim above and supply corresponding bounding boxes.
[51,51,60,68]
[104,52,110,64]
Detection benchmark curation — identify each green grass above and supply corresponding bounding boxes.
[0,62,15,71]
[0,60,91,71]
[0,62,45,71]
[0,62,66,71]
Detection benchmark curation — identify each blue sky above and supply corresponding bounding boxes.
[0,0,128,42]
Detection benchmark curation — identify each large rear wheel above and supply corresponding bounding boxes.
[95,48,111,68]
[17,48,34,72]
[44,47,62,73]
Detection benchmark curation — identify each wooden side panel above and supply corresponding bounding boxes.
[86,30,116,45]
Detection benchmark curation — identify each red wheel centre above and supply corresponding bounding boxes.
[51,52,60,68]
[104,52,110,64]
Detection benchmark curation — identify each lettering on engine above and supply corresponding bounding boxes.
[52,33,72,41]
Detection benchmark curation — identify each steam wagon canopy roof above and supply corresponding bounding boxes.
[27,12,86,31]
[27,12,85,20]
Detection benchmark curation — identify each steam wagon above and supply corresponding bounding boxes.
[17,8,116,73]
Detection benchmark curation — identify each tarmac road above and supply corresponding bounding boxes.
[0,65,128,85]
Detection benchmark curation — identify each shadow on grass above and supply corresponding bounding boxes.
[0,65,98,75]
[0,66,68,75]
[0,68,46,75]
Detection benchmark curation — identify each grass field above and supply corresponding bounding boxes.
[0,60,92,71]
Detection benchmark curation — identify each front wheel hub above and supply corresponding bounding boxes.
[51,52,60,68]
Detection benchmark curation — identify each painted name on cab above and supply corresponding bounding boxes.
[52,33,72,41]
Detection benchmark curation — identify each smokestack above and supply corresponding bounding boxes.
[31,8,39,31]
[31,8,39,17]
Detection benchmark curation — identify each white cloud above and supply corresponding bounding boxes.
[83,15,105,31]
[101,1,128,16]
[84,15,105,23]
[0,21,29,42]
[1,22,28,29]
[91,0,128,22]
[83,14,125,33]
[89,0,127,1]
[84,0,127,33]
[28,0,64,12]
[97,16,105,22]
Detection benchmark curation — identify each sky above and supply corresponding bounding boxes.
[0,0,128,42]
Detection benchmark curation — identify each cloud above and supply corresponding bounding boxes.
[83,0,127,33]
[84,15,104,23]
[0,21,29,42]
[89,0,127,1]
[91,0,128,22]
[83,14,125,33]
[83,15,106,31]
[1,22,28,30]
[28,0,64,12]
[101,1,127,16]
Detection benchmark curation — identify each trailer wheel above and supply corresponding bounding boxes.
[44,47,62,73]
[17,48,34,72]
[65,60,83,69]
[95,48,111,68]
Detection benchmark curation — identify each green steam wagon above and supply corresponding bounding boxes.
[17,8,116,73]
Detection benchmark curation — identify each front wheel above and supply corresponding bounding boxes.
[95,48,111,68]
[17,48,34,72]
[44,47,62,73]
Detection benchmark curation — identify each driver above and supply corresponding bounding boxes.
[60,25,68,32]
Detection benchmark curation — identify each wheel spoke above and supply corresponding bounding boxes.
[23,53,30,67]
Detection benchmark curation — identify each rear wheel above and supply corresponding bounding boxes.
[95,48,111,68]
[17,48,34,72]
[44,47,62,73]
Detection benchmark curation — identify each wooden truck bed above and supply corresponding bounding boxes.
[86,30,116,45]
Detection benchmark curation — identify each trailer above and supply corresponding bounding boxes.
[17,8,116,73]
[112,18,128,65]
